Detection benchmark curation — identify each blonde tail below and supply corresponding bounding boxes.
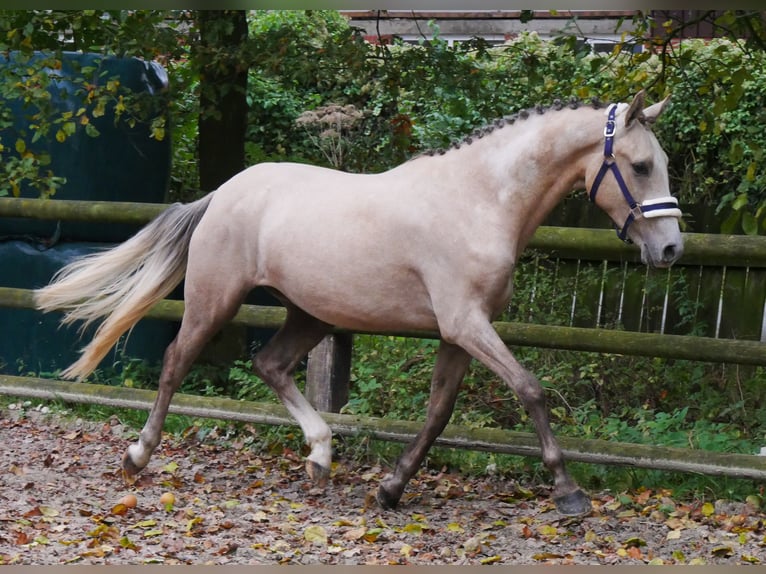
[34,194,213,380]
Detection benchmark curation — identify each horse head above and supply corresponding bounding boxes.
[586,90,683,268]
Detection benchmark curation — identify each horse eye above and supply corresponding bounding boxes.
[632,162,650,176]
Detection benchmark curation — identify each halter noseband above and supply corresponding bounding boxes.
[588,103,682,243]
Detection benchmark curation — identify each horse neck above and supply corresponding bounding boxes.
[486,107,604,248]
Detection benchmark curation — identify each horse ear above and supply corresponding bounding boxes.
[624,90,646,127]
[641,94,671,125]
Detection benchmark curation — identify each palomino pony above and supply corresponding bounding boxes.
[35,91,683,516]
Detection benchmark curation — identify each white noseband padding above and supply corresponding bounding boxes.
[640,196,682,220]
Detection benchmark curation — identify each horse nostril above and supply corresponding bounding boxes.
[663,244,678,263]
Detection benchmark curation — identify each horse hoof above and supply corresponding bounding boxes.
[376,486,400,510]
[554,489,592,516]
[121,452,143,477]
[306,460,330,488]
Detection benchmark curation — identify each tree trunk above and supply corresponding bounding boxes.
[196,10,249,192]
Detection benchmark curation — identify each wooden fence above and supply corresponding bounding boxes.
[2,196,766,479]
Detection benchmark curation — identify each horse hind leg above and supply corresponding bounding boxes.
[251,305,334,486]
[377,341,472,509]
[123,283,248,476]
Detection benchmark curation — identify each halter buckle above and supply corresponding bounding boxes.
[604,119,616,138]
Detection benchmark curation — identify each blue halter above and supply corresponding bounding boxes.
[589,103,681,243]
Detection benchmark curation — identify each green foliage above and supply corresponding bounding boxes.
[241,13,766,233]
[0,10,187,199]
[344,335,436,420]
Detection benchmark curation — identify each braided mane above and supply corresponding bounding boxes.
[417,96,606,159]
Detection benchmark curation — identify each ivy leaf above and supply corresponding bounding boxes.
[741,211,758,235]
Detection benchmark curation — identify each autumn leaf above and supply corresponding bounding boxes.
[711,545,733,557]
[111,503,130,516]
[343,526,367,541]
[533,552,564,561]
[363,528,383,543]
[537,524,558,537]
[119,536,138,551]
[402,523,423,535]
[624,536,646,548]
[15,531,30,545]
[304,525,328,545]
[701,502,715,517]
[665,517,686,530]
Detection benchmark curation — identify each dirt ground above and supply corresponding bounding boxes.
[0,404,763,565]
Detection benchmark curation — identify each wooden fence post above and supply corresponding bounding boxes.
[305,333,352,412]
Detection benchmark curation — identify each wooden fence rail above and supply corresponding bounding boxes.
[2,286,766,366]
[2,374,765,480]
[3,197,766,266]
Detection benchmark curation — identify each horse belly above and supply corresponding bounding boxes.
[266,257,439,333]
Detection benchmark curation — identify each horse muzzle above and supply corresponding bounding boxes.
[640,235,684,268]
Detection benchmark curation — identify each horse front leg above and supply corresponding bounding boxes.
[252,307,334,486]
[443,314,591,516]
[377,341,471,509]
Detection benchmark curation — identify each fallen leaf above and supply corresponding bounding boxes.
[343,526,367,541]
[402,523,423,535]
[537,524,558,537]
[111,503,130,516]
[363,528,383,543]
[533,552,563,561]
[216,542,238,556]
[132,519,157,529]
[665,517,686,530]
[15,531,30,545]
[304,525,328,545]
[666,530,682,541]
[711,546,733,557]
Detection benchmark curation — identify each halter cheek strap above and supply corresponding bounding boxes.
[589,103,682,243]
